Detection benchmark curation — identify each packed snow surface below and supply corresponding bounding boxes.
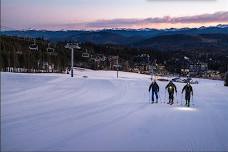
[1,69,228,151]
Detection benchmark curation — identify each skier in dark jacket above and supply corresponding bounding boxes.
[182,82,193,107]
[165,81,177,105]
[149,80,159,103]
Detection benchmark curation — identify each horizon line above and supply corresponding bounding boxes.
[1,23,228,32]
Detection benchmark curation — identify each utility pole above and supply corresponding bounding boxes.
[113,56,120,79]
[225,56,228,86]
[65,43,81,77]
[71,48,74,77]
[117,56,119,78]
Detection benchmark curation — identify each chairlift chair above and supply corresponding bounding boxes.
[46,43,56,55]
[47,48,57,56]
[29,40,38,51]
[82,49,90,58]
[100,56,107,62]
[47,48,55,53]
[29,44,38,51]
[82,53,90,58]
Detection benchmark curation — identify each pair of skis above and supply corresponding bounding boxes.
[150,101,159,104]
[148,100,194,107]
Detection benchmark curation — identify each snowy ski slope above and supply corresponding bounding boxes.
[1,69,228,151]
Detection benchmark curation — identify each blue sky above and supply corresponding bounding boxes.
[1,0,228,30]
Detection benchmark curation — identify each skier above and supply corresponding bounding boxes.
[182,82,193,107]
[148,80,159,104]
[165,81,177,105]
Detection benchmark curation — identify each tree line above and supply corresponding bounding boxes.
[0,36,69,73]
[1,35,227,76]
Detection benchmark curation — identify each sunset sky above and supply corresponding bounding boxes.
[1,0,228,30]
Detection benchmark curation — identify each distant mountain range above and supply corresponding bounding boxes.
[1,25,228,51]
[135,33,228,52]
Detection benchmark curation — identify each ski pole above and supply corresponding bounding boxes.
[176,93,178,104]
[148,91,150,104]
[181,94,183,106]
[158,92,160,103]
[192,94,194,106]
[164,89,167,104]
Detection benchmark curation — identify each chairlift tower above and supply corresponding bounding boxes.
[225,71,228,87]
[225,57,228,86]
[65,43,81,77]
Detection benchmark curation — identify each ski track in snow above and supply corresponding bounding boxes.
[1,70,228,151]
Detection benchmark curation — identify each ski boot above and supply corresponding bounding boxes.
[187,101,190,107]
[155,99,158,104]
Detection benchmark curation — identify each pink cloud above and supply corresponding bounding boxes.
[49,11,227,30]
[10,11,227,30]
[83,11,228,29]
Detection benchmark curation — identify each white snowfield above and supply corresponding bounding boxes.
[1,69,228,151]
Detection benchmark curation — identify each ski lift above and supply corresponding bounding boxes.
[82,49,90,58]
[65,43,81,49]
[100,56,107,62]
[82,53,90,58]
[47,48,55,54]
[29,40,38,51]
[46,43,56,55]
